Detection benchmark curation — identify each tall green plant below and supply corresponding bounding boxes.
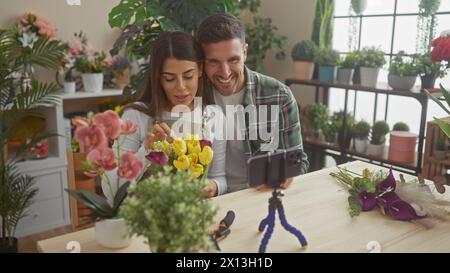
[311,0,334,49]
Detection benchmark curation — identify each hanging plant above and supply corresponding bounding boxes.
[348,4,359,52]
[351,0,367,16]
[416,0,441,54]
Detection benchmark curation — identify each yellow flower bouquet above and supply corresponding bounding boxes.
[145,134,213,180]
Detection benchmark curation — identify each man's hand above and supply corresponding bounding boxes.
[144,122,175,149]
[203,180,218,198]
[255,177,293,191]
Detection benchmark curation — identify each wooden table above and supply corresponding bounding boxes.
[37,160,450,253]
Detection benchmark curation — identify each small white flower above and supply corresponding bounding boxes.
[440,29,450,37]
[18,32,38,49]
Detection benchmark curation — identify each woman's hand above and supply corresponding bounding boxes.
[203,180,218,198]
[144,122,176,149]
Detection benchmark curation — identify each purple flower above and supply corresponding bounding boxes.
[145,151,168,165]
[357,192,377,211]
[376,169,396,192]
[200,140,212,149]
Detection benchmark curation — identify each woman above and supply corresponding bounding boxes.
[106,31,226,198]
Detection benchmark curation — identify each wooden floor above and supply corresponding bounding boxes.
[19,224,93,253]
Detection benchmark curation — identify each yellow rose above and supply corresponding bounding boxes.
[162,140,171,155]
[173,138,187,156]
[190,163,204,178]
[173,155,190,170]
[187,153,198,166]
[187,141,201,154]
[199,146,213,166]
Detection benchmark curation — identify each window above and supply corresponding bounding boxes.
[331,0,450,135]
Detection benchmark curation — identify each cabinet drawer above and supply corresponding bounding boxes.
[16,197,69,237]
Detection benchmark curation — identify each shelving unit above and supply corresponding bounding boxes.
[58,88,123,101]
[286,78,428,175]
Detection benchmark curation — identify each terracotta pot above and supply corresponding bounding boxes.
[293,61,315,80]
[388,131,418,163]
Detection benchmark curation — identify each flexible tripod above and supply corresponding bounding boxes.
[257,150,307,253]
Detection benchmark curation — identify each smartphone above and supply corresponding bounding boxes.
[247,147,304,187]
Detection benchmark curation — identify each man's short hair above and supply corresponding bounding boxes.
[197,13,245,45]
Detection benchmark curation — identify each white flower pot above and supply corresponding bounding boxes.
[63,82,76,94]
[354,138,368,153]
[95,218,131,249]
[388,74,417,91]
[82,73,103,93]
[359,67,379,87]
[367,143,385,157]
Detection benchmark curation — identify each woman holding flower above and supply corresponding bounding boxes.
[106,31,227,198]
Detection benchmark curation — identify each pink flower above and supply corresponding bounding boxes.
[145,151,168,165]
[86,147,117,171]
[74,124,108,152]
[85,43,96,58]
[118,152,143,181]
[200,140,212,149]
[93,110,121,140]
[70,36,82,55]
[72,116,89,127]
[34,18,56,39]
[120,119,139,135]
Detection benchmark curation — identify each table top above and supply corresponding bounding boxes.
[37,160,450,253]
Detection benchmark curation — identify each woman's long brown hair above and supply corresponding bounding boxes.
[125,31,213,118]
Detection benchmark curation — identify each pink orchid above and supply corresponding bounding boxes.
[74,124,108,152]
[145,151,168,165]
[70,36,82,55]
[118,152,144,181]
[72,116,89,127]
[120,119,139,135]
[86,147,117,172]
[93,110,121,140]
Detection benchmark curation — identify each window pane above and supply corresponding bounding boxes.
[386,97,421,134]
[435,14,450,38]
[354,92,376,123]
[333,18,356,52]
[364,0,395,15]
[396,0,420,14]
[335,0,351,16]
[393,15,418,54]
[438,0,450,12]
[360,17,393,52]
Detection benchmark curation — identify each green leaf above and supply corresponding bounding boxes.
[65,189,113,217]
[108,0,146,28]
[113,181,131,213]
[348,193,361,217]
[434,117,450,138]
[424,88,450,115]
[439,84,450,111]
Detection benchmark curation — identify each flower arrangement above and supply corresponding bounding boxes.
[430,30,450,65]
[330,167,450,221]
[70,32,112,74]
[19,12,57,40]
[65,110,142,219]
[145,134,214,180]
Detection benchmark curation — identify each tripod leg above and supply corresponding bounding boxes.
[277,206,308,247]
[258,205,274,231]
[258,208,276,253]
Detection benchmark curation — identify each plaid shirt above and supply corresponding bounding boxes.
[240,67,309,174]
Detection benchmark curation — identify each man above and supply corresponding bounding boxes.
[197,13,309,193]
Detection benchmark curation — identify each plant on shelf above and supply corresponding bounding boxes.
[416,0,441,54]
[330,111,355,149]
[314,48,340,82]
[311,0,334,49]
[356,47,386,87]
[291,40,317,80]
[337,52,358,84]
[322,120,338,145]
[351,120,371,153]
[65,110,142,249]
[415,52,448,89]
[111,55,132,90]
[368,120,390,157]
[121,166,217,253]
[392,122,410,132]
[0,22,64,252]
[306,103,329,138]
[388,51,419,91]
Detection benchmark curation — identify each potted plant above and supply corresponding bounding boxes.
[434,138,447,160]
[71,32,112,93]
[351,120,371,153]
[330,111,355,150]
[351,0,367,15]
[356,47,386,87]
[337,52,357,84]
[388,122,418,163]
[416,0,441,54]
[415,53,447,89]
[111,56,132,89]
[367,121,390,157]
[314,48,340,83]
[121,166,217,253]
[291,40,317,80]
[306,103,329,140]
[322,120,338,145]
[66,110,142,249]
[388,52,419,91]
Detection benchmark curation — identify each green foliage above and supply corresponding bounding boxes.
[348,190,362,217]
[0,163,38,242]
[245,16,286,72]
[339,52,358,68]
[416,0,440,53]
[425,84,450,137]
[352,120,371,140]
[311,0,334,49]
[65,182,131,219]
[121,167,217,253]
[291,40,317,62]
[306,103,329,131]
[414,53,447,78]
[314,48,340,66]
[357,47,386,68]
[371,121,390,145]
[392,122,410,132]
[322,120,338,143]
[389,53,419,77]
[74,51,110,74]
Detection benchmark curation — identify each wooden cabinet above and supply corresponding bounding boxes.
[422,117,450,180]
